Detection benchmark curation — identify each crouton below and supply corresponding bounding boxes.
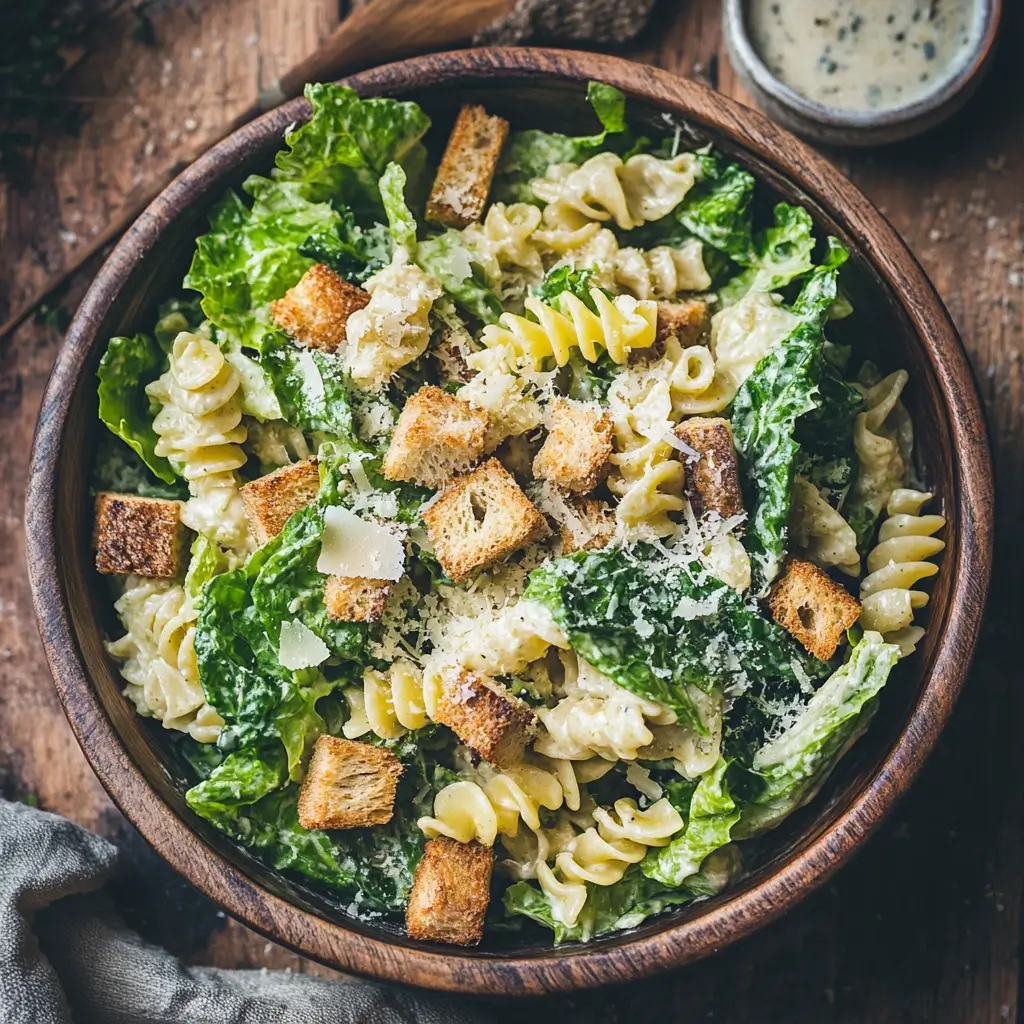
[240,458,320,545]
[382,386,489,488]
[532,398,614,494]
[324,576,391,623]
[434,669,536,768]
[269,264,370,352]
[297,735,403,830]
[656,298,710,346]
[421,459,547,582]
[425,105,509,228]
[675,417,745,521]
[558,497,617,554]
[768,558,862,661]
[93,492,186,578]
[406,837,494,945]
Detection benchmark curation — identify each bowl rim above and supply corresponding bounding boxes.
[25,46,994,995]
[722,0,1003,134]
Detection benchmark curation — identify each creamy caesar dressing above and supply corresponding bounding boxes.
[747,0,983,112]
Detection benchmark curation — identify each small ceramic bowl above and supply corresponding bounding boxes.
[724,0,1003,146]
[26,47,994,994]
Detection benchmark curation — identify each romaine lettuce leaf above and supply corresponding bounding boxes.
[416,231,503,323]
[91,432,187,500]
[731,251,849,590]
[299,208,392,285]
[493,81,628,204]
[379,161,418,251]
[184,533,235,605]
[642,758,740,886]
[718,202,817,305]
[274,83,430,214]
[735,631,899,837]
[525,545,831,732]
[97,332,177,484]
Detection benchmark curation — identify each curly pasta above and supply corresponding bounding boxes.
[148,332,251,553]
[107,577,224,743]
[790,477,860,575]
[847,370,914,525]
[342,660,441,741]
[481,290,657,369]
[531,151,700,232]
[860,489,945,656]
[461,202,546,295]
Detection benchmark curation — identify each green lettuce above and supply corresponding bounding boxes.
[91,432,186,500]
[96,333,176,484]
[274,83,430,215]
[298,208,392,285]
[184,533,234,605]
[731,250,849,589]
[379,161,418,251]
[416,231,503,323]
[525,545,831,732]
[642,758,740,886]
[736,632,899,837]
[494,81,628,204]
[718,203,817,304]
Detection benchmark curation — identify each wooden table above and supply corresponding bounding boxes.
[1,1,1020,1019]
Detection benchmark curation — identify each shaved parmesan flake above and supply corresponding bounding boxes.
[278,619,330,671]
[317,505,406,581]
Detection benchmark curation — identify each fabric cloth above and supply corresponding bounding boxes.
[0,799,493,1024]
[474,0,658,45]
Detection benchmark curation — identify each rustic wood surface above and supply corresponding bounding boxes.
[1,0,1020,1019]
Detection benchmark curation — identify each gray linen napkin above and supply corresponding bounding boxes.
[0,799,493,1024]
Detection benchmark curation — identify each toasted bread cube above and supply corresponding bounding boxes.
[297,735,403,830]
[382,386,489,488]
[269,264,370,352]
[656,298,710,346]
[558,497,617,555]
[93,493,186,578]
[324,576,391,623]
[421,458,547,582]
[675,417,745,521]
[532,398,614,494]
[425,105,509,228]
[434,669,536,768]
[768,558,862,661]
[406,837,494,945]
[240,459,320,545]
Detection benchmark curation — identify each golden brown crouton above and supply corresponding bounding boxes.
[532,398,614,494]
[382,386,489,488]
[93,492,186,578]
[558,497,617,555]
[425,105,510,228]
[324,576,391,623]
[269,264,370,352]
[434,669,536,768]
[656,298,710,346]
[421,459,547,582]
[406,837,494,945]
[297,735,403,830]
[768,558,862,661]
[675,417,745,521]
[240,459,320,545]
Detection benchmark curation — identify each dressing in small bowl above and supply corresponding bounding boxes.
[725,0,1002,145]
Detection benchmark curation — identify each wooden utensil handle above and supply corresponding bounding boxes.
[260,0,519,108]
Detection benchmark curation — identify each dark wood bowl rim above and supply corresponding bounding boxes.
[25,47,993,995]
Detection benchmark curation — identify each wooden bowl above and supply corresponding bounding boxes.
[25,48,993,994]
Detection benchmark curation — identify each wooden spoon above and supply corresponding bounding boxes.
[2,0,517,341]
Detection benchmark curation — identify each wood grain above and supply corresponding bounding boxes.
[22,46,992,996]
[1,0,1021,1017]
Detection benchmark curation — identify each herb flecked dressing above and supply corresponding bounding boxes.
[747,0,983,112]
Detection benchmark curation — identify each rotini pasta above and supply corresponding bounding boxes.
[532,151,700,231]
[342,660,441,740]
[790,476,860,575]
[148,331,252,553]
[107,577,224,743]
[860,489,945,656]
[461,202,546,296]
[481,290,657,369]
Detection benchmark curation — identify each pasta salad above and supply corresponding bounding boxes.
[91,82,945,946]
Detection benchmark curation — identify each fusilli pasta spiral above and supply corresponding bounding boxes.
[860,489,945,656]
[107,577,223,743]
[481,290,657,369]
[342,660,441,740]
[532,152,700,232]
[790,477,860,575]
[148,331,252,553]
